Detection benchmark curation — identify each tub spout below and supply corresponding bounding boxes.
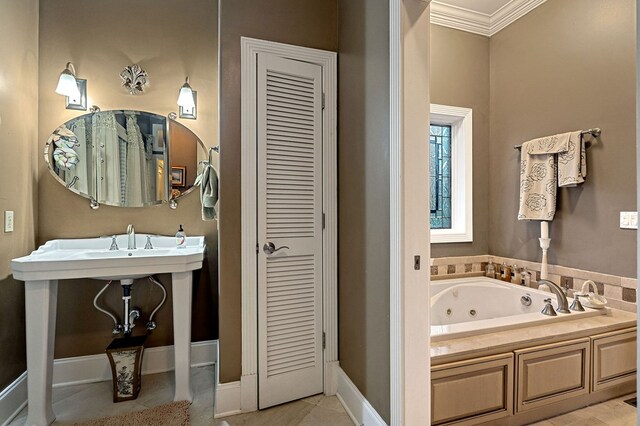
[537,279,570,314]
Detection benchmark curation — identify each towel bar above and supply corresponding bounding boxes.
[513,128,600,150]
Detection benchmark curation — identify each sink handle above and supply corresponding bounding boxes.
[144,235,153,250]
[109,236,119,251]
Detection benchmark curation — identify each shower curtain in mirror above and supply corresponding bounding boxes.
[92,112,120,204]
[124,111,151,206]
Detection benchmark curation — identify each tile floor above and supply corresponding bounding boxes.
[6,366,636,425]
[530,395,637,426]
[213,394,353,426]
[7,365,353,425]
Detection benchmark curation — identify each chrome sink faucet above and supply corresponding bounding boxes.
[127,224,136,250]
[538,279,570,314]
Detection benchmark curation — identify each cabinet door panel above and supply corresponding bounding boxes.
[432,353,513,425]
[516,339,589,412]
[592,328,637,392]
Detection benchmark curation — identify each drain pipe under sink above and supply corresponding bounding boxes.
[121,279,139,335]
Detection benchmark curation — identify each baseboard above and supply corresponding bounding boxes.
[0,340,217,426]
[214,381,242,418]
[0,372,27,426]
[240,373,257,412]
[53,339,217,387]
[336,367,386,426]
[324,360,339,395]
[215,362,339,418]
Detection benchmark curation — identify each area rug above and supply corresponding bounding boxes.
[73,400,190,426]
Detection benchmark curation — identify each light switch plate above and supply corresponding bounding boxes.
[4,211,14,233]
[620,211,638,230]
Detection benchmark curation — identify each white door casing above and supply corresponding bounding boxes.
[241,38,337,413]
[390,1,431,425]
[256,53,324,408]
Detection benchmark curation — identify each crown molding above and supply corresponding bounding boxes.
[430,0,547,37]
[430,2,491,36]
[490,0,547,34]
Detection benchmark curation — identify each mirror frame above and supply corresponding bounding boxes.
[43,111,206,208]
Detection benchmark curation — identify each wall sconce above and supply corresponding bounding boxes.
[55,62,87,111]
[177,77,197,120]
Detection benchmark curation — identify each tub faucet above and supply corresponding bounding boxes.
[537,279,570,314]
[127,224,136,250]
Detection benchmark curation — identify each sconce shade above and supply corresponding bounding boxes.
[55,70,80,98]
[177,79,196,109]
[55,64,81,99]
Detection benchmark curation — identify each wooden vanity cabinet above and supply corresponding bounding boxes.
[431,353,514,425]
[591,328,637,392]
[515,338,590,413]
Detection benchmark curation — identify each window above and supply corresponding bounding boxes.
[429,104,473,243]
[430,124,452,229]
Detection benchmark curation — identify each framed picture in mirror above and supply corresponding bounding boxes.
[171,166,186,187]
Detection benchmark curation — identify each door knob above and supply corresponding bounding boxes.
[263,242,290,255]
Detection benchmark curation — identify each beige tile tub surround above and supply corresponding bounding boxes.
[430,255,638,312]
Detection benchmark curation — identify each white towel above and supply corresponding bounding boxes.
[518,131,585,221]
[199,164,218,221]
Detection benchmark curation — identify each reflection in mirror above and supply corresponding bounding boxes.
[168,120,208,201]
[45,110,206,207]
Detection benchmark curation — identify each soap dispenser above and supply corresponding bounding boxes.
[521,267,532,287]
[511,264,521,284]
[501,262,511,282]
[485,261,496,279]
[175,225,186,249]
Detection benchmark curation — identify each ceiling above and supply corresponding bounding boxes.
[430,0,547,37]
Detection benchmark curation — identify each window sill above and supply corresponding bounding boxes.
[431,229,473,244]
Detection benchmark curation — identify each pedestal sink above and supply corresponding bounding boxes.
[11,234,206,426]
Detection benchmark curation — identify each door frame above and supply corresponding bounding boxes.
[240,37,338,412]
[390,1,431,424]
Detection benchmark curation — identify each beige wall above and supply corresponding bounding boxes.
[430,24,490,258]
[337,0,390,421]
[489,0,637,277]
[0,0,38,391]
[217,0,338,383]
[38,0,219,358]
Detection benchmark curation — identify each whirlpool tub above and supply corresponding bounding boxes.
[430,277,610,341]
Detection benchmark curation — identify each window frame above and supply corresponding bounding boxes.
[430,103,473,243]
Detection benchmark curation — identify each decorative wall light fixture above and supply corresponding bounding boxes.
[55,62,87,111]
[177,77,197,120]
[120,64,149,95]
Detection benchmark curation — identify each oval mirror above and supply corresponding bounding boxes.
[44,110,206,207]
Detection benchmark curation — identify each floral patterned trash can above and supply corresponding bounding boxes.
[106,335,147,402]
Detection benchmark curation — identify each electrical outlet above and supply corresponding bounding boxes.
[4,211,14,233]
[620,212,638,230]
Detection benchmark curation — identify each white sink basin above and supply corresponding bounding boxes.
[12,233,206,423]
[11,234,206,281]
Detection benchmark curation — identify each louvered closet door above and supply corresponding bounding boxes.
[257,53,323,409]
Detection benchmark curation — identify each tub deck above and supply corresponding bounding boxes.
[431,308,636,366]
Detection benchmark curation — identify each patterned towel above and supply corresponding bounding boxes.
[518,131,585,221]
[558,132,587,187]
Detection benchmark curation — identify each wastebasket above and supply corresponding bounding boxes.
[106,335,147,402]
